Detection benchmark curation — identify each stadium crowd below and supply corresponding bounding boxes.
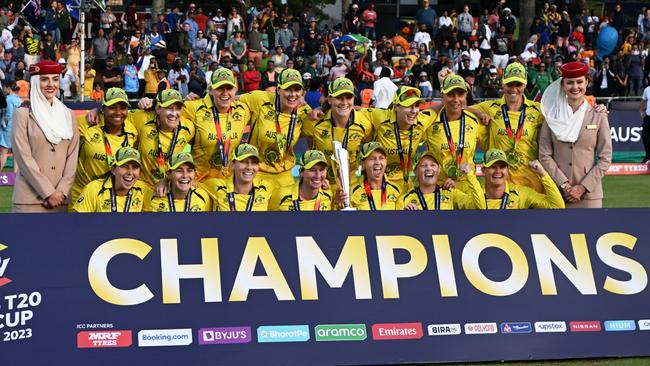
[1,0,639,212]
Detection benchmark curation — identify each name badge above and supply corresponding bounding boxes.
[586,124,598,129]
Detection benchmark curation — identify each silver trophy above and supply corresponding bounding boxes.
[331,141,356,210]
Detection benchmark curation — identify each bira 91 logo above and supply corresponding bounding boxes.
[464,322,498,335]
[77,330,133,348]
[427,323,462,336]
[0,244,12,287]
[569,321,602,332]
[371,323,423,340]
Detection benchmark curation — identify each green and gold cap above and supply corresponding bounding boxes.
[359,141,387,159]
[393,86,423,107]
[441,74,468,94]
[278,68,304,90]
[103,87,130,107]
[168,152,195,170]
[328,77,355,97]
[300,150,329,169]
[232,143,260,162]
[502,62,527,85]
[113,146,141,167]
[210,67,237,89]
[156,89,184,108]
[483,148,509,167]
[413,150,439,167]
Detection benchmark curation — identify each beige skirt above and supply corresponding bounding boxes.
[12,203,68,213]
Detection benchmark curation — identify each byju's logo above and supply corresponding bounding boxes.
[0,244,12,287]
[427,323,462,336]
[604,320,636,332]
[315,324,367,342]
[500,322,532,334]
[257,325,310,343]
[198,327,252,345]
[534,321,567,333]
[77,330,132,348]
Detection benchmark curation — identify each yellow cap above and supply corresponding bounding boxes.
[328,77,355,97]
[278,68,304,89]
[502,62,527,85]
[441,74,468,94]
[483,148,509,167]
[156,89,184,108]
[300,150,329,169]
[113,146,141,167]
[103,87,130,107]
[168,152,195,170]
[232,144,260,162]
[210,68,237,89]
[359,141,387,159]
[393,86,423,107]
[413,150,439,167]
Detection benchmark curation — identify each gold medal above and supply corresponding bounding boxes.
[446,163,458,179]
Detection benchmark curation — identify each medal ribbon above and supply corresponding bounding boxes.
[416,187,440,210]
[212,106,232,165]
[330,111,354,150]
[167,190,193,212]
[293,192,322,211]
[227,188,255,212]
[156,122,181,177]
[274,93,298,160]
[501,104,527,147]
[109,177,133,213]
[102,124,129,167]
[363,178,387,211]
[441,111,465,166]
[484,192,510,210]
[393,122,414,183]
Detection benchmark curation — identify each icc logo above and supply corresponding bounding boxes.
[0,244,12,287]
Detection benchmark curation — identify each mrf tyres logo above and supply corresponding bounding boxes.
[77,330,133,348]
[0,244,12,287]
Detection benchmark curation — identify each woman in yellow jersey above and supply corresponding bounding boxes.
[238,68,312,189]
[302,77,374,185]
[397,151,482,210]
[72,147,150,212]
[481,149,564,209]
[71,88,138,204]
[144,152,212,212]
[202,144,273,211]
[365,86,434,191]
[424,74,482,193]
[272,150,334,211]
[473,62,547,192]
[130,89,195,187]
[182,68,251,181]
[350,142,402,210]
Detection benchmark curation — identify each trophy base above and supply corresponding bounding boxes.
[340,207,357,211]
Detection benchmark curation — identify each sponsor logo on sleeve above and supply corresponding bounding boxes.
[137,328,193,347]
[198,327,252,345]
[638,320,650,331]
[371,323,423,340]
[604,320,636,332]
[257,325,310,343]
[314,324,367,342]
[77,330,132,348]
[500,322,532,334]
[569,321,601,332]
[534,321,567,333]
[426,323,462,336]
[464,322,498,335]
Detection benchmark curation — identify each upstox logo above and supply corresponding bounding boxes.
[604,320,636,332]
[0,244,12,287]
[534,321,567,333]
[137,328,193,347]
[257,325,310,343]
[315,324,367,342]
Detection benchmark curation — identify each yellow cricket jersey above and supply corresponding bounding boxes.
[129,109,195,186]
[475,97,545,192]
[182,94,250,181]
[482,174,565,209]
[424,108,482,192]
[143,187,212,212]
[396,173,483,210]
[272,183,334,211]
[366,108,435,190]
[71,176,150,213]
[239,91,312,176]
[302,109,374,183]
[71,113,139,203]
[349,176,402,210]
[201,177,273,211]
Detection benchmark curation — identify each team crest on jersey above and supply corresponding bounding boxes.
[255,196,265,204]
[233,112,242,120]
[465,125,474,132]
[383,129,394,138]
[441,194,450,202]
[320,129,329,138]
[102,199,111,210]
[204,111,212,119]
[91,132,102,143]
[386,163,400,175]
[349,132,362,141]
[431,124,440,133]
[148,129,158,139]
[133,198,141,207]
[359,193,368,202]
[526,114,536,122]
[388,193,397,201]
[264,148,280,164]
[178,138,187,146]
[158,202,166,211]
[265,110,275,120]
[189,205,201,212]
[495,111,503,119]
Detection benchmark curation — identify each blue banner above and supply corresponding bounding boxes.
[1,210,649,364]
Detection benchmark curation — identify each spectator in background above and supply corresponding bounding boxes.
[192,30,207,62]
[492,26,510,71]
[22,26,41,68]
[414,23,432,49]
[275,20,293,50]
[641,82,650,163]
[372,67,398,108]
[169,58,189,97]
[261,60,278,92]
[0,81,20,172]
[416,0,437,37]
[457,5,474,43]
[362,4,377,40]
[102,57,123,89]
[243,60,261,92]
[56,0,73,46]
[123,54,139,99]
[229,30,247,67]
[90,28,109,75]
[627,43,644,96]
[178,23,192,64]
[345,4,361,34]
[59,58,76,100]
[247,21,266,68]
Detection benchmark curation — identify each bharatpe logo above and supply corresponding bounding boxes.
[198,327,252,345]
[314,324,367,342]
[638,320,650,331]
[137,328,193,347]
[569,321,602,332]
[77,330,132,348]
[534,321,567,333]
[257,325,310,343]
[604,320,636,332]
[371,323,423,340]
[500,322,532,334]
[0,244,12,287]
[427,323,462,336]
[464,322,498,335]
